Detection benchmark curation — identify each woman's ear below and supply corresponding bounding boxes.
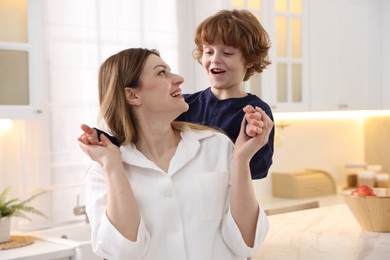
[125,88,141,106]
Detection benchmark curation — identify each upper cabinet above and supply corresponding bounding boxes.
[0,0,44,119]
[382,0,390,109]
[308,0,382,111]
[229,0,387,112]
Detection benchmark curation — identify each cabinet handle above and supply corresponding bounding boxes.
[338,104,348,109]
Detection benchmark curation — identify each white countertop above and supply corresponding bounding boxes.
[2,194,380,260]
[258,193,345,210]
[0,238,74,260]
[251,203,390,260]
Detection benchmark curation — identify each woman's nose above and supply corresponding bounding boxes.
[172,74,184,85]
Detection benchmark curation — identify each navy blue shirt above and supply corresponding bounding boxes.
[176,87,274,179]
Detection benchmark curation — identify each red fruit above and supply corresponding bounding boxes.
[351,184,376,196]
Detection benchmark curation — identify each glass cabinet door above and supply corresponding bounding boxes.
[273,0,307,111]
[229,0,308,112]
[0,0,44,119]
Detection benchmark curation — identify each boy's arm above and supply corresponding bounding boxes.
[94,128,120,146]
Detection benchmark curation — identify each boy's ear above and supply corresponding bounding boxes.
[125,88,141,106]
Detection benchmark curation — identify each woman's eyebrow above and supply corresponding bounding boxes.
[153,64,171,71]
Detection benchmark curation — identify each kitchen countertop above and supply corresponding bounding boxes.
[258,193,345,210]
[251,203,390,260]
[0,194,356,260]
[0,238,74,260]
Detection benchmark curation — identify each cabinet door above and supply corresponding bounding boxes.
[0,0,44,119]
[382,0,390,109]
[309,0,380,111]
[308,0,341,111]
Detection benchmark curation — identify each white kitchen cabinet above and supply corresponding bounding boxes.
[308,0,382,111]
[382,0,390,109]
[0,0,45,119]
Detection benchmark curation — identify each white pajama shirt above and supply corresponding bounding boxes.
[85,129,269,260]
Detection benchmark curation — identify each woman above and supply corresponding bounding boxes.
[78,48,272,259]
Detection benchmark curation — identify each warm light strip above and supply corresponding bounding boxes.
[274,110,390,120]
[0,119,13,133]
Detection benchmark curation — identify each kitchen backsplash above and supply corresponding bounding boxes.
[365,116,390,174]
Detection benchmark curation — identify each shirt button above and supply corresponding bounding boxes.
[164,191,173,198]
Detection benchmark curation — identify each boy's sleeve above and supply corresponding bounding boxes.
[94,128,120,147]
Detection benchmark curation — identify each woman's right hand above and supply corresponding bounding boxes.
[78,126,122,168]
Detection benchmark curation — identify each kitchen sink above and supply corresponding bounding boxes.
[32,222,100,260]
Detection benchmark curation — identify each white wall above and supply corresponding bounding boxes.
[253,116,366,197]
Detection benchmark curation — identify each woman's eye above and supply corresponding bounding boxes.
[159,70,167,76]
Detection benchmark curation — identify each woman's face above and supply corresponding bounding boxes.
[133,54,189,117]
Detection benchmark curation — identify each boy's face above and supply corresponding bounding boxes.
[201,44,249,92]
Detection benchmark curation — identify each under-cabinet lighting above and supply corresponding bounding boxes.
[0,119,13,133]
[274,110,390,120]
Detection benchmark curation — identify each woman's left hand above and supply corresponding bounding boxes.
[235,105,274,160]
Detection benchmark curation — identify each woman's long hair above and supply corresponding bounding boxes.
[98,48,159,145]
[98,48,216,146]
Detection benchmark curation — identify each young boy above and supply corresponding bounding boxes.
[81,9,274,179]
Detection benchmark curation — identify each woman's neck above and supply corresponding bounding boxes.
[135,122,181,172]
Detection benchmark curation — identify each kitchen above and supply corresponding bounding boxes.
[1,0,390,259]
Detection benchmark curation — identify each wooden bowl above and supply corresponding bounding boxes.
[342,188,390,232]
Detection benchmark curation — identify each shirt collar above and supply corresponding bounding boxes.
[120,128,214,174]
